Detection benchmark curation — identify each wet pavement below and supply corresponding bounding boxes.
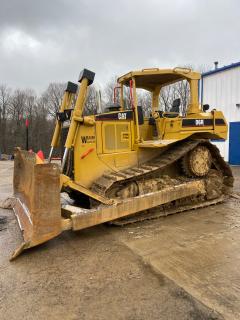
[116,166,240,320]
[118,201,240,319]
[1,160,240,319]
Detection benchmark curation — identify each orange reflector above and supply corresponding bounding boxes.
[81,148,94,159]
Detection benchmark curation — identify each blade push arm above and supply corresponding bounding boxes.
[62,69,95,171]
[48,82,78,162]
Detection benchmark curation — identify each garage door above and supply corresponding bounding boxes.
[229,122,240,165]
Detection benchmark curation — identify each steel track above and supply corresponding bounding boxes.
[90,139,233,225]
[91,139,233,198]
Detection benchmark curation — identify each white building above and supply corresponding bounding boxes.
[201,61,240,164]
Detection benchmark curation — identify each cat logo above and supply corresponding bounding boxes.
[195,119,204,126]
[118,112,127,120]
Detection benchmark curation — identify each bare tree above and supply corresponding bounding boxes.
[8,89,28,148]
[83,85,98,115]
[42,83,66,117]
[29,95,54,154]
[104,76,119,106]
[25,89,37,120]
[0,85,11,153]
[159,64,212,114]
[159,81,188,113]
[137,89,152,116]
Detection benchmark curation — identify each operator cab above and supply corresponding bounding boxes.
[113,68,201,141]
[117,67,200,114]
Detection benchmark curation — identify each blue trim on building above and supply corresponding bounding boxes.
[229,121,240,165]
[202,61,240,77]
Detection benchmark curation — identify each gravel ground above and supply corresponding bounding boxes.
[1,160,236,319]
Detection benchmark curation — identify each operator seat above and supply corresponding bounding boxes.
[169,98,180,113]
[164,98,180,118]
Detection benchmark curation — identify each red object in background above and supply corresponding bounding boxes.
[37,150,45,161]
[129,79,134,109]
[25,118,29,127]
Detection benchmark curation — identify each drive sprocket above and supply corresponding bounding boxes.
[182,145,212,177]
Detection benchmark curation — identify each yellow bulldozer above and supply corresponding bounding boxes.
[3,67,233,259]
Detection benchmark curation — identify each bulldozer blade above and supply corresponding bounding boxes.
[10,148,62,260]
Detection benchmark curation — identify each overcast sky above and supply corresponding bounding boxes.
[0,0,239,92]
